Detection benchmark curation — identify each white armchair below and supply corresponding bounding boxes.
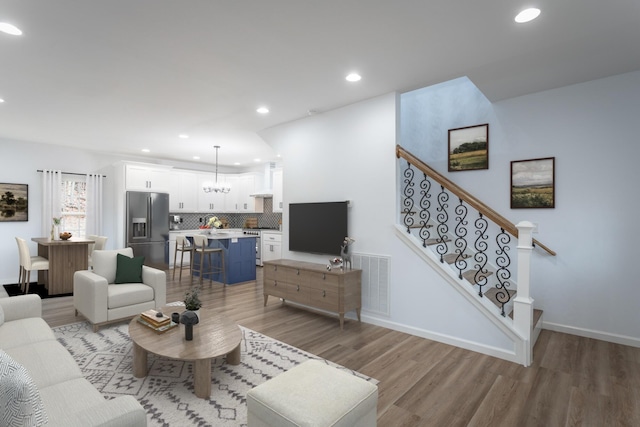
[73,248,166,332]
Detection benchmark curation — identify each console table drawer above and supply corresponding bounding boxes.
[307,271,340,290]
[285,282,309,305]
[264,279,287,299]
[309,288,340,311]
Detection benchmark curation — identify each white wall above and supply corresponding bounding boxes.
[0,140,121,285]
[261,93,517,355]
[261,70,640,352]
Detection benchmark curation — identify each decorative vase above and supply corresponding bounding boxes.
[52,225,60,240]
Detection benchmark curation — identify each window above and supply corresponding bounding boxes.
[60,175,87,237]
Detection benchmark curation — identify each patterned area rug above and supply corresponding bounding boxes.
[53,321,376,427]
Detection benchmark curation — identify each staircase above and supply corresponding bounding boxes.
[396,145,555,366]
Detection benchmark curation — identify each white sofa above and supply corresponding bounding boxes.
[73,248,166,332]
[0,294,146,426]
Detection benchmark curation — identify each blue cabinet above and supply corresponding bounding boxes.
[189,236,256,285]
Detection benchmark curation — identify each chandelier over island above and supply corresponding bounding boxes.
[202,145,231,194]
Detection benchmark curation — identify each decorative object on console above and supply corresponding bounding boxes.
[202,145,231,194]
[327,257,343,271]
[340,237,355,270]
[448,123,489,172]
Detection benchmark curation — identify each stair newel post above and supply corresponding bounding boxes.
[514,221,535,366]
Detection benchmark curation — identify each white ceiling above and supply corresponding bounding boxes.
[1,1,639,168]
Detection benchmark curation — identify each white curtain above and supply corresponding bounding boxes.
[86,173,104,236]
[41,170,62,237]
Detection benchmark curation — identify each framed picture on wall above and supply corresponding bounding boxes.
[448,123,489,172]
[0,183,29,222]
[510,157,555,209]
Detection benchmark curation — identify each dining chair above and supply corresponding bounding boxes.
[173,235,194,281]
[191,234,226,286]
[15,237,49,294]
[87,235,108,268]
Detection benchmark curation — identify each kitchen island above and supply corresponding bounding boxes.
[186,231,256,285]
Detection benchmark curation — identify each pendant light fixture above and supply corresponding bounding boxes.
[203,145,231,193]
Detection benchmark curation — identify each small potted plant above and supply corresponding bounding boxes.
[184,286,202,319]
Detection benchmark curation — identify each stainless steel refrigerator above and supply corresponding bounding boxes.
[126,191,170,270]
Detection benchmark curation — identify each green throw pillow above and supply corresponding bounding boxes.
[114,253,145,284]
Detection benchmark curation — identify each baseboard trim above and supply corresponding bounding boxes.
[542,321,640,348]
[361,314,520,364]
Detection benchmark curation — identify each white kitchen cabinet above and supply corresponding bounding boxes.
[261,231,282,264]
[236,173,264,213]
[169,171,197,212]
[125,164,172,191]
[223,175,240,212]
[272,168,283,212]
[197,172,227,212]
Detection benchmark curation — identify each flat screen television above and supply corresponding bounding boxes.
[289,201,348,255]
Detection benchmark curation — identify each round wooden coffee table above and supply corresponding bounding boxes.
[128,306,242,399]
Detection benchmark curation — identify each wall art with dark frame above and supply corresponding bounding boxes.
[0,183,29,222]
[448,123,489,172]
[510,157,555,209]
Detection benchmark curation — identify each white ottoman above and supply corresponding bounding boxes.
[247,360,378,427]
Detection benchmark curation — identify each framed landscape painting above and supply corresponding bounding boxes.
[448,123,489,172]
[511,157,555,209]
[0,183,29,222]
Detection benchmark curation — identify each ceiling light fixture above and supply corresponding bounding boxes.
[179,134,189,139]
[193,156,200,160]
[141,148,150,153]
[0,98,5,103]
[0,22,22,36]
[346,73,362,82]
[515,8,541,23]
[202,145,231,193]
[257,107,269,114]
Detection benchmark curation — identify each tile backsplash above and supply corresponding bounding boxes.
[170,197,282,230]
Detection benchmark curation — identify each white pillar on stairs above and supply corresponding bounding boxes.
[514,221,535,366]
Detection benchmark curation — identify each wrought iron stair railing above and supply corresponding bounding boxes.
[397,145,556,313]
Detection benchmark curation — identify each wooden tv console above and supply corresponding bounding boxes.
[263,259,362,329]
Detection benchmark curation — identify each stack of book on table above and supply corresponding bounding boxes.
[137,309,177,333]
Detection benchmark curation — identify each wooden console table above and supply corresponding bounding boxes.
[263,259,362,329]
[31,237,94,295]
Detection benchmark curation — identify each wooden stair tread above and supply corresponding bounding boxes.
[424,236,450,246]
[508,309,543,326]
[444,253,471,265]
[462,268,494,284]
[484,286,516,308]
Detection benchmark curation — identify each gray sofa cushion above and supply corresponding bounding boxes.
[4,341,83,389]
[0,318,55,351]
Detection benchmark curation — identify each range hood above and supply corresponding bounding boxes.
[250,163,275,198]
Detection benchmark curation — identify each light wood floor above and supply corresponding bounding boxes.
[41,268,640,426]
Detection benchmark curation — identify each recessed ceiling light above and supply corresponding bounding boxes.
[0,98,5,103]
[179,134,189,139]
[141,148,150,153]
[515,8,541,23]
[257,107,269,114]
[0,23,22,36]
[193,156,200,160]
[234,162,241,166]
[254,158,261,162]
[346,73,362,82]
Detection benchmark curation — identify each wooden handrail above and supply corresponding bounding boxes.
[396,145,556,256]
